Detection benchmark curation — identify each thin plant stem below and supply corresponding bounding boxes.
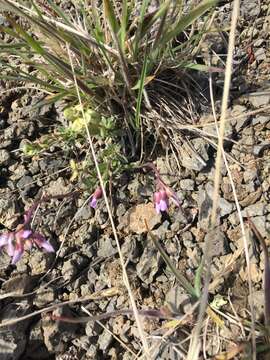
[66,44,151,359]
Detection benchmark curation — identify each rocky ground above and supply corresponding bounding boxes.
[0,1,270,359]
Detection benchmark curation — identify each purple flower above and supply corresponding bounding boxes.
[32,232,54,253]
[154,190,169,214]
[0,220,54,264]
[153,186,180,214]
[89,187,103,209]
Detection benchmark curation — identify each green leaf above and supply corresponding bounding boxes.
[184,63,224,73]
[147,225,198,298]
[103,0,120,35]
[161,0,217,46]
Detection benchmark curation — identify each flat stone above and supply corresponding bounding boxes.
[252,115,270,125]
[136,241,162,284]
[241,203,266,217]
[180,139,209,171]
[97,236,117,258]
[248,93,270,108]
[0,149,10,166]
[230,105,249,132]
[98,330,113,352]
[180,179,195,191]
[165,286,192,313]
[204,228,229,257]
[255,48,266,62]
[120,202,161,234]
[2,274,38,296]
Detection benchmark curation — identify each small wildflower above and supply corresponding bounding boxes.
[0,211,54,264]
[147,162,180,214]
[154,190,169,214]
[89,187,103,209]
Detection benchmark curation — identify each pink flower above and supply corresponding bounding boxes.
[89,187,103,209]
[153,185,180,214]
[0,228,54,265]
[154,190,169,213]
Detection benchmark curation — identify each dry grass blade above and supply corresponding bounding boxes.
[248,218,270,330]
[146,220,198,298]
[66,45,151,359]
[187,1,241,359]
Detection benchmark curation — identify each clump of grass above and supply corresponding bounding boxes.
[1,0,217,156]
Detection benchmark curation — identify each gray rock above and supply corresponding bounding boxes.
[121,236,139,263]
[243,168,257,182]
[42,307,78,353]
[248,290,264,321]
[228,211,240,226]
[25,322,50,360]
[2,274,37,295]
[136,242,162,284]
[180,138,209,171]
[0,331,26,360]
[72,335,91,351]
[98,329,113,352]
[241,203,266,217]
[197,183,233,231]
[252,115,270,125]
[155,157,178,185]
[34,287,55,307]
[180,179,195,191]
[85,322,102,337]
[46,177,72,196]
[253,141,270,156]
[29,251,53,275]
[241,0,260,19]
[248,93,270,108]
[255,48,266,62]
[62,255,88,282]
[249,216,268,238]
[97,236,117,258]
[205,183,234,217]
[0,149,10,166]
[198,189,213,231]
[204,228,229,257]
[182,231,194,248]
[0,301,31,360]
[86,344,98,358]
[230,105,249,132]
[8,163,27,180]
[165,286,192,313]
[16,175,35,196]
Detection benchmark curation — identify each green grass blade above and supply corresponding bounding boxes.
[133,0,150,57]
[103,0,120,35]
[161,0,217,46]
[134,41,149,128]
[147,225,197,298]
[194,260,203,298]
[120,0,128,50]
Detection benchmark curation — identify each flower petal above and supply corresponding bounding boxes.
[89,197,97,209]
[40,240,54,253]
[0,233,9,248]
[155,202,161,214]
[93,187,103,200]
[11,247,24,264]
[159,199,168,212]
[32,233,54,253]
[16,229,32,241]
[7,234,15,256]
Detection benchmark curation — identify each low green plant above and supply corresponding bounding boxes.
[1,0,217,145]
[0,0,219,198]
